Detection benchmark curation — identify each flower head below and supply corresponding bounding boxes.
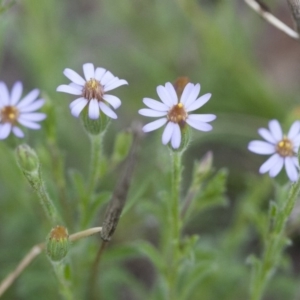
[138,82,216,149]
[248,119,300,182]
[0,82,46,140]
[56,63,128,120]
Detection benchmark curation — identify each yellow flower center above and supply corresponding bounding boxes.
[276,137,294,157]
[0,106,19,124]
[167,103,187,125]
[82,78,104,101]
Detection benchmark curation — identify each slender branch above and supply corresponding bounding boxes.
[287,0,300,33]
[244,0,299,39]
[0,227,102,297]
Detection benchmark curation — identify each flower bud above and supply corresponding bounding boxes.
[81,106,110,135]
[46,226,70,262]
[196,151,213,176]
[15,144,39,174]
[191,151,213,187]
[111,131,133,165]
[173,77,190,98]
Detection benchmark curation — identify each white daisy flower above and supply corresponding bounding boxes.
[56,63,128,120]
[138,82,216,149]
[248,119,300,182]
[0,81,46,140]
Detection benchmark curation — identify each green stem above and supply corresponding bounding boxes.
[167,151,182,300]
[52,262,73,300]
[80,134,103,228]
[48,140,71,227]
[250,179,300,300]
[26,168,59,225]
[37,170,58,224]
[87,134,103,200]
[171,151,182,246]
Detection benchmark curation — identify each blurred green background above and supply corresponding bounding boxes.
[1,0,300,299]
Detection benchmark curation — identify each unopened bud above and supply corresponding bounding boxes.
[173,77,189,98]
[15,144,39,174]
[192,151,213,187]
[111,131,133,165]
[197,151,213,175]
[81,106,110,135]
[46,226,70,262]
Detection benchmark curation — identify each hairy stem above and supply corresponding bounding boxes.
[250,179,300,300]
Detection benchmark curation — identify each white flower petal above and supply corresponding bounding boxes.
[157,85,174,107]
[18,118,41,129]
[12,126,24,138]
[142,98,169,111]
[104,79,128,92]
[57,84,82,95]
[187,114,216,123]
[171,124,181,149]
[69,82,82,90]
[269,156,284,177]
[138,108,167,117]
[95,67,106,81]
[186,93,211,112]
[165,82,178,105]
[258,128,276,144]
[83,63,95,81]
[99,102,117,119]
[88,99,100,119]
[292,156,299,168]
[293,135,300,149]
[285,157,299,182]
[142,118,167,132]
[19,99,45,113]
[63,68,86,86]
[17,89,40,109]
[102,94,122,109]
[259,153,281,174]
[0,123,11,139]
[184,84,201,108]
[20,113,46,122]
[288,121,300,140]
[162,122,175,145]
[268,120,282,141]
[70,98,87,109]
[100,71,115,86]
[248,141,275,155]
[180,83,194,105]
[0,82,10,106]
[10,81,23,105]
[186,119,213,131]
[70,98,88,117]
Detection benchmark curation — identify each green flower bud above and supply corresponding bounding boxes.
[191,151,213,187]
[15,144,40,174]
[111,131,133,165]
[46,226,70,262]
[196,151,213,176]
[80,106,110,135]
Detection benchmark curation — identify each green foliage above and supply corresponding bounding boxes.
[1,0,300,300]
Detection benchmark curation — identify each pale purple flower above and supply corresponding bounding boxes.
[0,81,46,140]
[138,82,216,149]
[248,119,300,182]
[56,63,128,120]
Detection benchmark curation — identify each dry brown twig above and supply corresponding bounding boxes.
[0,227,102,298]
[244,0,299,39]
